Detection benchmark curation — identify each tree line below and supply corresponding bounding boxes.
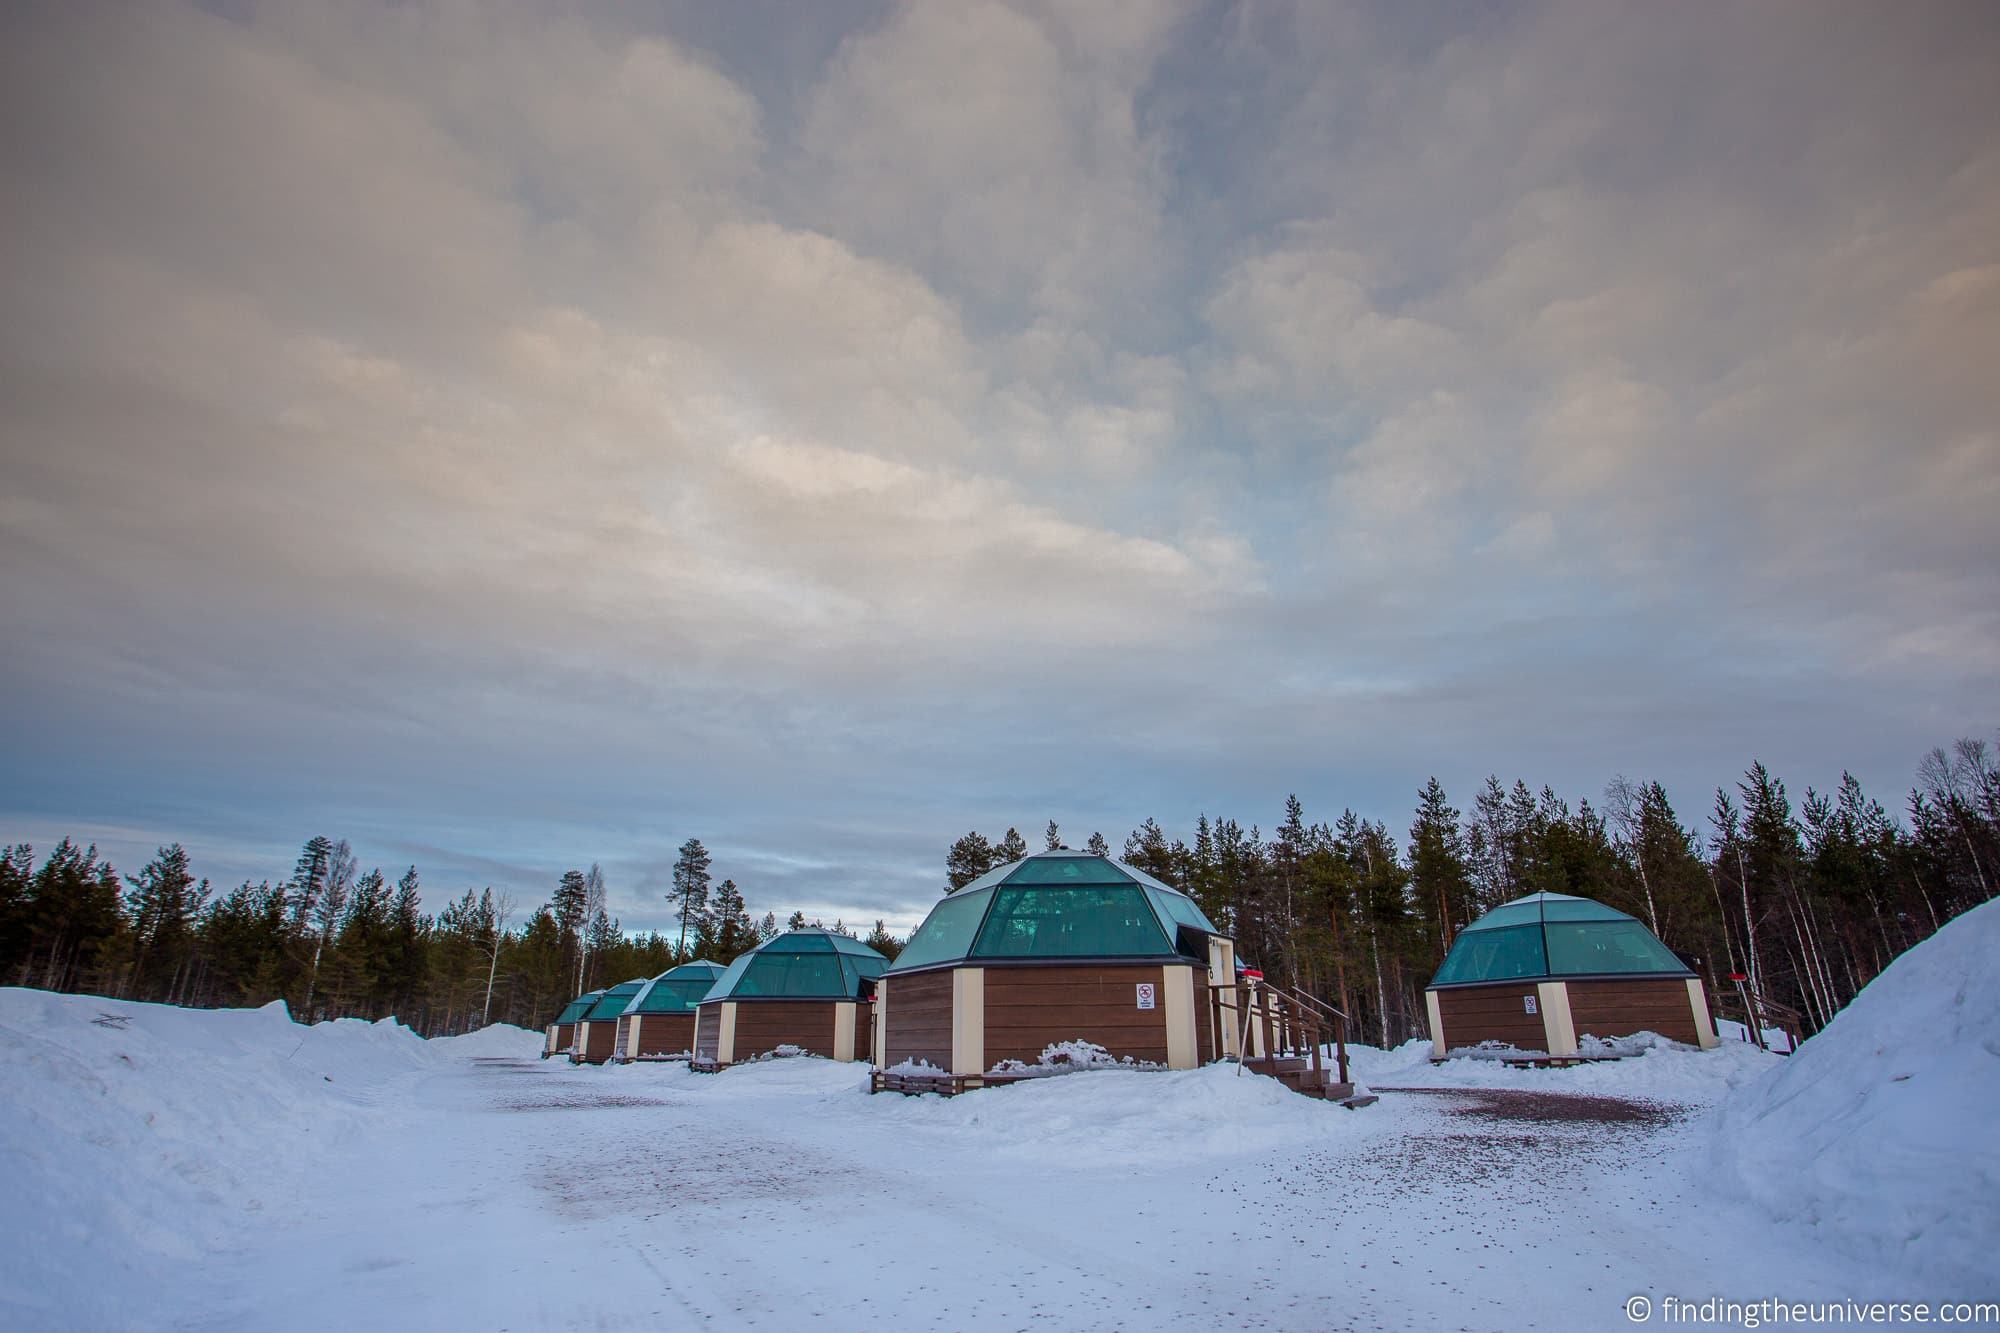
[0,833,899,1036]
[945,740,1999,1046]
[7,737,1992,1043]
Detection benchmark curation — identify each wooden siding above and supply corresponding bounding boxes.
[552,1022,575,1051]
[731,1000,839,1060]
[576,1020,619,1064]
[1567,978,1701,1045]
[1434,983,1548,1052]
[694,1006,722,1062]
[854,1001,875,1064]
[1193,968,1214,1064]
[982,964,1173,1067]
[882,971,954,1069]
[632,1012,698,1058]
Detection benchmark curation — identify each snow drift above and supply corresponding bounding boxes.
[0,989,537,1330]
[1712,899,2000,1295]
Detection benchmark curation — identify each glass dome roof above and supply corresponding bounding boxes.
[890,851,1221,973]
[554,990,603,1025]
[700,930,889,1002]
[1429,892,1693,987]
[580,978,649,1022]
[623,961,726,1016]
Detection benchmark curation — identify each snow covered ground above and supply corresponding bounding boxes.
[4,911,1994,1331]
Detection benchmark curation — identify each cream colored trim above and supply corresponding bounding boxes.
[622,1016,641,1060]
[1246,982,1267,1060]
[1209,938,1240,1059]
[1687,978,1720,1049]
[834,1001,858,1062]
[1163,965,1196,1069]
[545,1025,557,1056]
[872,980,887,1069]
[1426,991,1446,1060]
[951,967,985,1076]
[717,1002,737,1065]
[1537,981,1577,1057]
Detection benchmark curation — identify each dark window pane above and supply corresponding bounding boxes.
[1545,922,1689,975]
[970,886,1172,958]
[1431,924,1548,984]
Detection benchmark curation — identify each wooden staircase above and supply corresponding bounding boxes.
[1220,980,1378,1108]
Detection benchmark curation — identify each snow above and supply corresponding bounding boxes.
[2,963,1987,1330]
[1713,898,2000,1297]
[987,1038,1166,1077]
[1714,1016,1798,1053]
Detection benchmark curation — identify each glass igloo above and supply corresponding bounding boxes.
[1429,892,1692,986]
[890,851,1220,973]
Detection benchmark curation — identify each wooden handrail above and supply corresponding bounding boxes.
[1207,976,1351,1088]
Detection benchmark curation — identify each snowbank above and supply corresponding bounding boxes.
[1712,900,2000,1296]
[0,990,533,1330]
[1344,1033,1780,1105]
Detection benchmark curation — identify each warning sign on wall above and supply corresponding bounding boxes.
[1135,983,1156,1010]
[1523,994,1539,1015]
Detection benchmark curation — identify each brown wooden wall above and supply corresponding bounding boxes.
[577,1020,619,1063]
[882,971,953,1068]
[1567,978,1700,1045]
[1434,983,1548,1052]
[854,1001,874,1064]
[731,1000,838,1060]
[1193,970,1215,1063]
[553,1022,575,1051]
[694,1005,721,1062]
[983,964,1172,1067]
[632,1012,698,1058]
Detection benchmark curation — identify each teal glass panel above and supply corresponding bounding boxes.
[1540,898,1631,923]
[1004,856,1134,886]
[1148,887,1219,935]
[704,954,753,1002]
[556,997,596,1024]
[1463,902,1545,932]
[1545,922,1689,975]
[970,885,1173,959]
[635,978,714,1013]
[733,952,846,997]
[852,954,886,980]
[948,860,1019,896]
[782,932,836,952]
[1119,861,1186,896]
[1431,923,1548,985]
[583,983,644,1021]
[890,887,993,970]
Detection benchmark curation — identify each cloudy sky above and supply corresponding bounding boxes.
[2,1,1994,932]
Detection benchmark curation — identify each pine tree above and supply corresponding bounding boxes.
[708,878,754,961]
[995,827,1028,864]
[1407,779,1472,953]
[285,836,333,933]
[552,869,588,991]
[864,918,901,960]
[1044,821,1063,851]
[1086,831,1110,857]
[944,831,997,890]
[669,840,712,955]
[1122,819,1178,886]
[125,843,208,1002]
